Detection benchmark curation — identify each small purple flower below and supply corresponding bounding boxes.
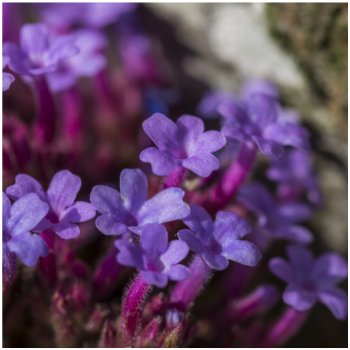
[3,23,79,77]
[115,224,190,288]
[140,113,226,177]
[90,168,190,236]
[178,204,261,270]
[3,55,15,91]
[270,245,348,320]
[219,83,309,158]
[47,29,107,92]
[3,192,49,267]
[6,170,96,239]
[238,183,313,245]
[267,149,321,205]
[197,91,235,119]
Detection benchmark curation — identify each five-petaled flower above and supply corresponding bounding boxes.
[90,168,190,236]
[140,113,226,177]
[3,192,49,267]
[115,223,190,287]
[178,204,261,270]
[6,170,96,239]
[270,245,348,320]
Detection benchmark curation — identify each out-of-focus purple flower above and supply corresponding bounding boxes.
[115,224,190,287]
[3,55,15,91]
[219,82,309,158]
[3,23,79,78]
[197,91,235,119]
[41,3,137,30]
[270,245,348,320]
[3,192,49,267]
[90,168,190,236]
[239,183,313,244]
[178,204,261,270]
[6,170,96,239]
[240,79,279,100]
[140,113,226,177]
[267,149,321,205]
[47,29,107,92]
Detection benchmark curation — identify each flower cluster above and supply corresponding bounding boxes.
[3,3,347,348]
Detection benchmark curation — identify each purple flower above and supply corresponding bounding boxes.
[3,55,15,91]
[178,204,261,270]
[47,29,107,92]
[270,245,348,320]
[90,168,190,236]
[240,79,279,100]
[115,224,190,288]
[3,192,49,267]
[219,84,309,158]
[267,149,321,205]
[3,23,79,77]
[41,3,137,30]
[140,113,226,177]
[197,91,235,119]
[238,183,313,244]
[6,170,96,239]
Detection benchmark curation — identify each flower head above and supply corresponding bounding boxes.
[270,245,348,320]
[90,168,190,236]
[3,54,15,91]
[178,204,261,270]
[3,23,79,77]
[140,113,226,177]
[6,170,96,239]
[238,183,313,245]
[115,224,190,287]
[3,192,49,267]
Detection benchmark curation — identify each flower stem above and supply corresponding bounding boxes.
[163,167,187,188]
[170,255,212,311]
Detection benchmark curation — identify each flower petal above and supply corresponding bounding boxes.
[115,239,144,269]
[202,252,229,271]
[166,264,189,281]
[269,257,296,283]
[3,192,11,226]
[177,229,203,253]
[47,170,81,215]
[314,253,348,286]
[182,153,220,177]
[278,203,312,223]
[140,224,168,258]
[222,240,262,266]
[60,201,96,223]
[95,214,128,236]
[140,147,178,176]
[52,222,80,239]
[183,204,213,237]
[47,35,79,65]
[283,284,317,311]
[6,174,46,201]
[287,245,314,272]
[7,231,48,267]
[119,168,148,213]
[318,287,348,320]
[253,136,283,158]
[138,188,190,225]
[161,240,189,266]
[3,72,14,91]
[277,225,313,244]
[189,130,226,156]
[90,185,125,216]
[20,24,48,58]
[141,271,168,288]
[176,114,204,143]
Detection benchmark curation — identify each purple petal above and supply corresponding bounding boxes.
[90,185,125,215]
[214,211,251,244]
[140,147,179,176]
[177,229,203,253]
[318,287,348,320]
[137,188,190,225]
[269,257,296,283]
[47,35,79,66]
[60,201,96,223]
[20,24,48,58]
[3,192,11,225]
[247,94,278,128]
[190,130,226,155]
[278,225,313,244]
[115,239,144,269]
[7,231,48,267]
[202,252,229,271]
[278,203,312,223]
[140,224,168,258]
[6,174,46,201]
[3,43,30,76]
[161,240,189,266]
[197,91,235,118]
[283,284,317,311]
[241,79,279,100]
[120,168,148,213]
[287,245,314,272]
[314,253,348,286]
[142,113,178,150]
[3,72,14,91]
[166,264,189,281]
[8,193,49,236]
[141,271,168,288]
[183,204,213,237]
[222,240,262,266]
[95,214,128,236]
[52,222,80,239]
[176,115,204,142]
[47,170,81,215]
[253,136,283,158]
[47,69,76,92]
[182,153,220,177]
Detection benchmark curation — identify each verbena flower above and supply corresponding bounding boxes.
[197,91,235,119]
[3,23,79,77]
[3,192,49,267]
[90,168,190,236]
[219,84,309,158]
[239,183,313,244]
[140,113,226,177]
[47,29,107,92]
[3,54,15,91]
[270,245,348,320]
[6,170,96,239]
[178,204,261,270]
[266,149,321,205]
[115,223,189,287]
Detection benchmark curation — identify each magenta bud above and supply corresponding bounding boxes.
[98,319,117,348]
[85,306,110,333]
[135,316,162,347]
